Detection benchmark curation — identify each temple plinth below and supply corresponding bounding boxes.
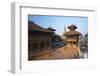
[63,24,82,58]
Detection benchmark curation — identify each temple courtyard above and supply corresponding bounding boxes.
[28,45,81,60]
[28,21,88,60]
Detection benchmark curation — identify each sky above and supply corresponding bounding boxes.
[28,15,88,36]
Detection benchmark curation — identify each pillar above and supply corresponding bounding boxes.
[30,43,33,51]
[44,41,47,50]
[49,40,51,50]
[38,43,40,50]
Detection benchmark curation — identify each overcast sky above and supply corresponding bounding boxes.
[28,15,88,36]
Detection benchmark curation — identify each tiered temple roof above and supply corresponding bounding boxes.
[64,24,82,36]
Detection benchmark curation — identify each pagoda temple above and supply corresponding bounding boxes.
[63,24,82,58]
[28,21,53,53]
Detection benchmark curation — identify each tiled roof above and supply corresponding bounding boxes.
[66,38,77,41]
[47,27,56,31]
[64,31,81,36]
[28,21,53,33]
[68,24,77,29]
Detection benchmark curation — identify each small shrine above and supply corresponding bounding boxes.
[63,24,82,58]
[64,24,81,46]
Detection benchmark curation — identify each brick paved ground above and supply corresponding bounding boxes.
[29,45,80,60]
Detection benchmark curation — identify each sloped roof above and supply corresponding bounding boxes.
[64,31,82,36]
[68,24,77,30]
[66,38,77,42]
[63,24,82,36]
[47,27,56,31]
[28,21,53,33]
